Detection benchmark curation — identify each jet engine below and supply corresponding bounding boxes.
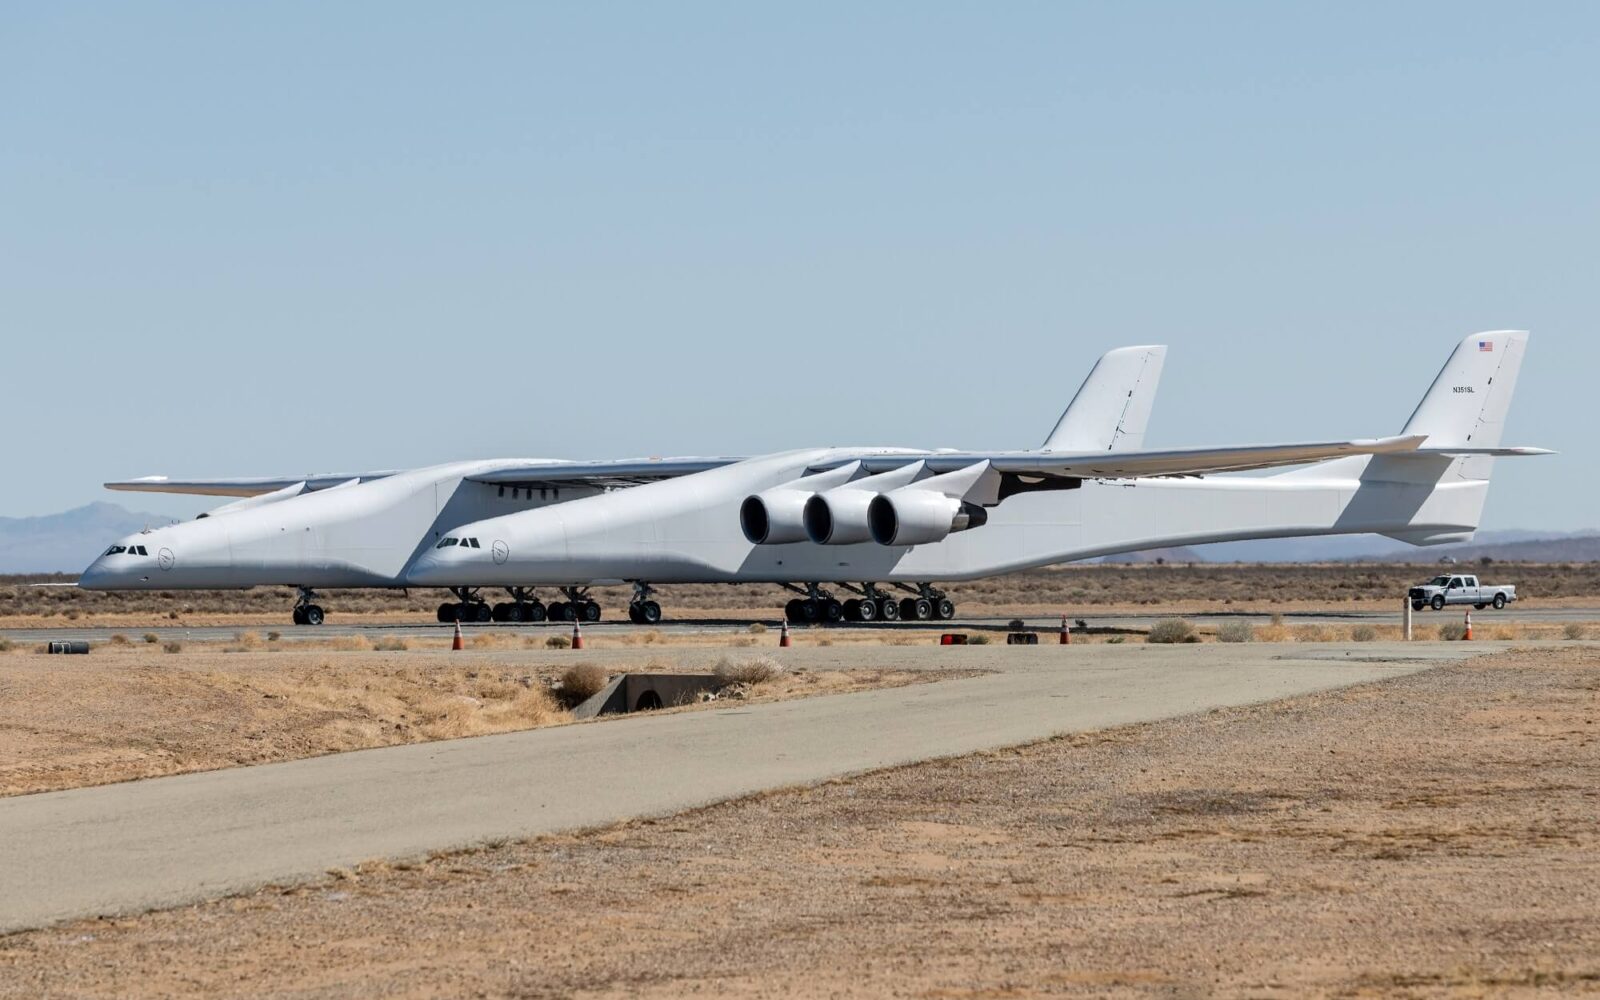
[740,463,863,544]
[868,488,988,546]
[802,463,928,545]
[740,489,812,544]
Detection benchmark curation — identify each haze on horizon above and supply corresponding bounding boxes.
[2,4,1592,530]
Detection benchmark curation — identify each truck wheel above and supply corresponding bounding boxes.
[1431,595,1445,611]
[1474,603,1487,611]
[1493,593,1507,610]
[1411,601,1424,612]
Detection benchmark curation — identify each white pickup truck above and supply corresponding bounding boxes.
[1409,574,1517,612]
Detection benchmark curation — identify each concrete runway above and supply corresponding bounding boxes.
[0,641,1487,933]
[4,604,1597,645]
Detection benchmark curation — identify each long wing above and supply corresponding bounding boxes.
[105,472,404,498]
[833,435,1431,480]
[465,457,740,490]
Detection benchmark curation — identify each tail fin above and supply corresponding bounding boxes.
[1042,345,1166,452]
[1401,330,1529,450]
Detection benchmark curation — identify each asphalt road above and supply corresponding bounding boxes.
[4,605,1596,645]
[0,641,1486,933]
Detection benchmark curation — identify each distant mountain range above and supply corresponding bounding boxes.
[0,503,180,575]
[1,503,1596,576]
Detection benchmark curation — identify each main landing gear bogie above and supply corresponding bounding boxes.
[784,583,926,625]
[292,587,326,626]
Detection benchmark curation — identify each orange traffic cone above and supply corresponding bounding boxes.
[1463,608,1472,641]
[1060,614,1070,645]
[779,620,791,647]
[451,620,464,651]
[571,619,584,650]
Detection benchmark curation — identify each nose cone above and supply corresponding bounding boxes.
[406,542,477,586]
[78,536,159,590]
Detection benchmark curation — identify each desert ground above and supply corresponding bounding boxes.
[0,643,1593,998]
[6,562,1600,627]
[0,640,958,798]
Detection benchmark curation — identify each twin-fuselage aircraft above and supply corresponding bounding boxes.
[80,333,1547,625]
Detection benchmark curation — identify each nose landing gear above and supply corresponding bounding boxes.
[291,587,326,626]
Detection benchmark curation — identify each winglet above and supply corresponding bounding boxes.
[1043,345,1167,452]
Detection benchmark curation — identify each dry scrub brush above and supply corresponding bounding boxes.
[1216,620,1254,643]
[714,655,783,685]
[559,663,610,704]
[1146,618,1199,644]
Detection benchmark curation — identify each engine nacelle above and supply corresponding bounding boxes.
[803,489,878,545]
[740,489,813,544]
[867,488,988,546]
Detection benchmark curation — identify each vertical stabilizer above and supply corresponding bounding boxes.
[1042,345,1166,452]
[1401,330,1529,450]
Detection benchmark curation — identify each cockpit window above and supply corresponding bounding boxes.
[105,545,127,556]
[466,537,480,548]
[434,536,481,550]
[436,537,459,549]
[134,545,148,556]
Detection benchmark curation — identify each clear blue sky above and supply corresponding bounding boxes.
[2,3,1593,529]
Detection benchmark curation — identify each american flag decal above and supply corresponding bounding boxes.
[1478,340,1494,352]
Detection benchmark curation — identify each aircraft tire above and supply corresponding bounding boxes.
[910,598,933,621]
[292,606,307,626]
[473,603,492,623]
[638,599,661,624]
[934,598,955,620]
[524,601,546,622]
[583,601,602,622]
[303,605,325,626]
[842,599,862,621]
[823,599,844,623]
[627,604,643,624]
[504,603,524,623]
[798,599,821,624]
[856,597,877,622]
[490,602,508,622]
[877,597,900,621]
[784,599,803,623]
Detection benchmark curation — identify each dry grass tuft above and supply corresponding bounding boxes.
[1564,622,1588,641]
[162,641,182,654]
[109,633,130,645]
[371,637,411,652]
[1147,618,1198,644]
[1216,620,1254,643]
[142,633,160,644]
[1438,621,1467,641]
[560,664,610,703]
[1293,624,1334,643]
[330,635,373,652]
[748,622,768,635]
[1350,625,1377,642]
[545,634,571,650]
[714,655,783,686]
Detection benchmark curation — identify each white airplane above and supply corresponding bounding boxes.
[405,330,1548,623]
[78,344,1167,624]
[81,332,1547,626]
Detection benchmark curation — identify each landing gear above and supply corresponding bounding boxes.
[549,586,601,623]
[627,583,663,625]
[896,583,957,622]
[492,588,546,623]
[438,587,492,623]
[292,587,326,626]
[781,584,844,624]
